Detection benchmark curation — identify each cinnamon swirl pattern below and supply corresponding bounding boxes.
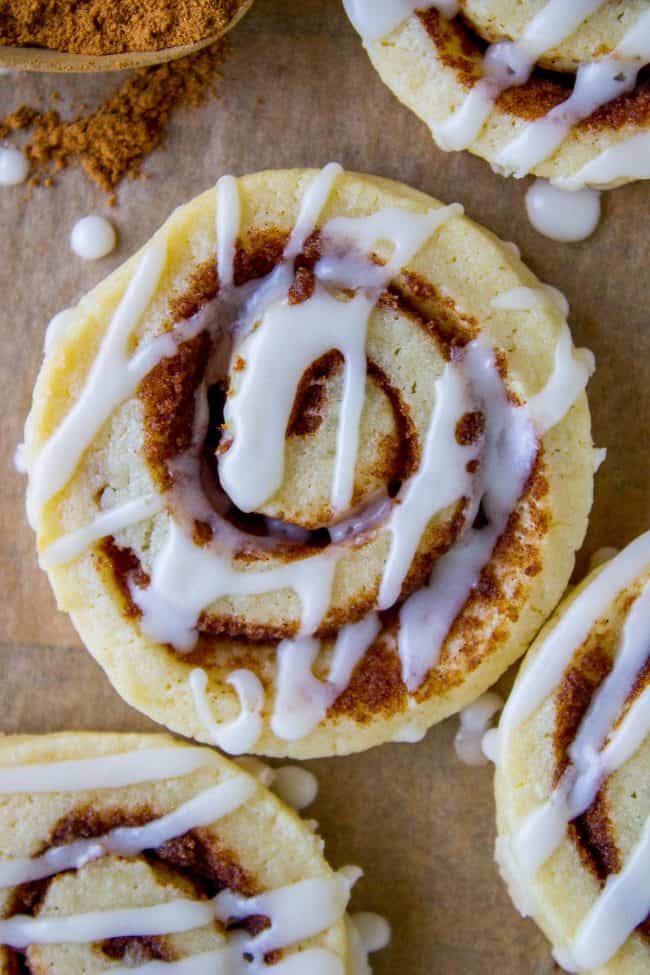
[495,533,650,973]
[0,733,360,974]
[344,2,650,189]
[24,166,595,757]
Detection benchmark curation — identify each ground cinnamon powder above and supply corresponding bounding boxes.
[0,0,246,55]
[0,43,225,197]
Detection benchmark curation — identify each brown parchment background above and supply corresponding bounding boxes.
[1,2,649,972]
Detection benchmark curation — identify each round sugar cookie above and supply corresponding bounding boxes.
[24,166,594,757]
[495,533,650,973]
[344,2,650,189]
[0,732,353,974]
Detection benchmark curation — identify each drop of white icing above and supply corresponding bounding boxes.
[13,442,26,474]
[525,180,601,242]
[392,722,426,743]
[0,147,29,186]
[592,446,607,472]
[350,912,392,953]
[454,692,503,766]
[70,215,117,261]
[272,766,319,810]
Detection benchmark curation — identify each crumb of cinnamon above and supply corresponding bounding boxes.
[0,43,225,195]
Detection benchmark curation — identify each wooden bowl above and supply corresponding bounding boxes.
[0,0,254,73]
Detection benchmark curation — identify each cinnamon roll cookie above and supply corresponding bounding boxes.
[344,2,650,189]
[0,733,366,974]
[24,165,595,757]
[495,532,650,973]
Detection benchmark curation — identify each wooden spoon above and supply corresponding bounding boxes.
[0,0,253,73]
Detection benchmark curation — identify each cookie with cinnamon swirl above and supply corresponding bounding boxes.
[494,533,650,973]
[344,2,650,189]
[0,733,358,975]
[24,165,595,757]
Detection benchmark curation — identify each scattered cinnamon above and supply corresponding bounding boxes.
[0,0,247,55]
[0,43,225,196]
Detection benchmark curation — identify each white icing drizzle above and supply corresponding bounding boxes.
[506,582,650,881]
[497,534,650,970]
[496,9,650,176]
[133,520,341,651]
[40,494,164,568]
[491,284,569,317]
[555,131,650,190]
[189,667,264,755]
[0,899,217,948]
[525,181,602,243]
[343,0,458,42]
[525,326,594,434]
[285,162,343,259]
[564,817,650,972]
[27,237,168,528]
[481,727,500,764]
[272,766,319,810]
[271,615,381,741]
[397,338,538,691]
[220,286,374,514]
[216,174,240,289]
[433,0,609,152]
[0,775,255,888]
[500,532,650,737]
[0,746,216,794]
[378,361,478,609]
[454,692,503,766]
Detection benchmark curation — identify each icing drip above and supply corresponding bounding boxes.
[350,912,392,953]
[220,286,374,514]
[189,667,264,755]
[433,0,610,152]
[397,339,538,691]
[378,361,479,609]
[40,494,163,568]
[0,775,255,888]
[216,174,240,289]
[496,9,650,177]
[272,766,319,810]
[497,534,650,970]
[454,692,503,766]
[506,582,650,882]
[0,746,217,793]
[271,615,381,741]
[500,532,650,737]
[563,817,650,972]
[133,520,341,651]
[285,163,343,259]
[555,131,650,190]
[343,0,459,42]
[525,181,602,243]
[27,238,168,528]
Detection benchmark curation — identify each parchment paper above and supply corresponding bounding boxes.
[1,2,649,971]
